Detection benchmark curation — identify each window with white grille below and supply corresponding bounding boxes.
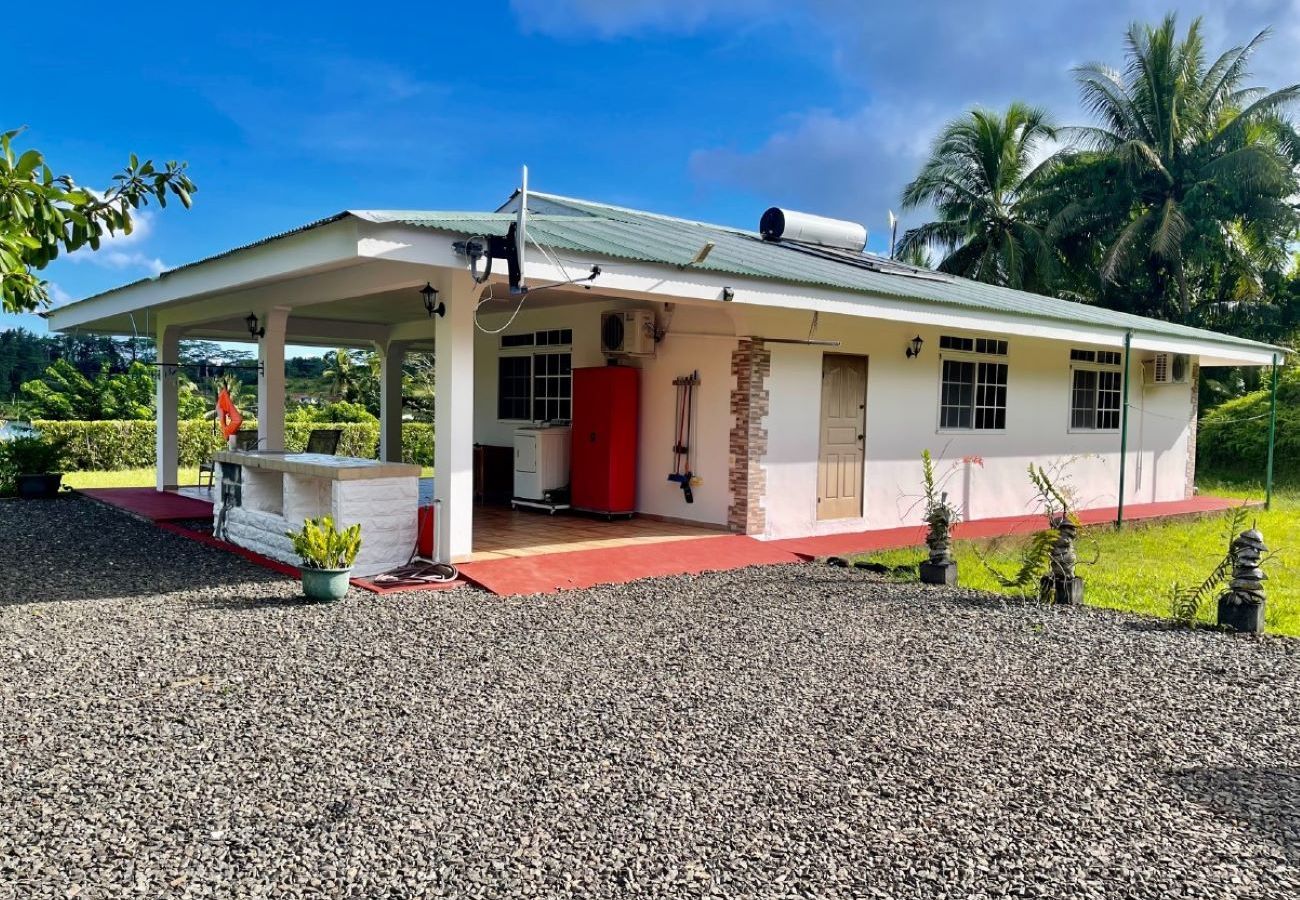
[939,336,1009,431]
[1069,348,1123,430]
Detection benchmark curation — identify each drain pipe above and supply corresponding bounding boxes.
[1266,352,1280,510]
[1116,330,1134,529]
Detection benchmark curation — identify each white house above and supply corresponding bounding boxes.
[47,189,1284,566]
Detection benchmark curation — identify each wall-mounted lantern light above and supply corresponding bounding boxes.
[905,335,924,359]
[420,282,445,318]
[245,312,265,340]
[721,286,735,302]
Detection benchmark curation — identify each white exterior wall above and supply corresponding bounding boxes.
[758,311,1194,539]
[472,298,736,527]
[470,298,1195,540]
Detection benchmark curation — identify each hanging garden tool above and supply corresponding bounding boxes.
[668,371,700,503]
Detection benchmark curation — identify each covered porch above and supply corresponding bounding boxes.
[43,210,743,567]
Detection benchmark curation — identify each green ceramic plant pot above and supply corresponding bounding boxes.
[300,567,352,602]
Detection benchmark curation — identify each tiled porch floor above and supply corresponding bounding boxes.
[463,505,729,562]
[177,483,727,562]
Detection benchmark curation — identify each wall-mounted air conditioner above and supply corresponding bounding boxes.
[1142,352,1191,386]
[600,309,656,356]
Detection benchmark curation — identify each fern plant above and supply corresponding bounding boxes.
[977,463,1080,595]
[1170,505,1251,623]
[287,516,362,570]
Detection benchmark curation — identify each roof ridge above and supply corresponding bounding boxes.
[523,190,760,237]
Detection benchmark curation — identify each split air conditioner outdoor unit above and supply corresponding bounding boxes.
[1142,352,1191,386]
[600,309,656,356]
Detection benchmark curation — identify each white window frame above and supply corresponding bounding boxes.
[1067,356,1124,433]
[496,330,573,424]
[936,339,1010,434]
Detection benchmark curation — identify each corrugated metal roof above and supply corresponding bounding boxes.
[60,192,1283,354]
[352,194,1280,353]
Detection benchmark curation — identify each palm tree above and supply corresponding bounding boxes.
[1050,14,1300,320]
[322,348,362,402]
[897,103,1058,290]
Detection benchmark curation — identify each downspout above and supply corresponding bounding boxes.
[1116,330,1134,528]
[1266,352,1280,510]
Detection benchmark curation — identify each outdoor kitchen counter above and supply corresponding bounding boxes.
[212,452,421,577]
[213,451,421,480]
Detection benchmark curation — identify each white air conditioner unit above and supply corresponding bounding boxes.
[600,309,656,356]
[1143,352,1191,386]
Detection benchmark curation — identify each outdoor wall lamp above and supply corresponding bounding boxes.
[420,282,445,318]
[245,312,265,340]
[906,335,924,358]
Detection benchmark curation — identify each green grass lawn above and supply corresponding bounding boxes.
[62,465,434,490]
[854,478,1300,637]
[63,468,204,490]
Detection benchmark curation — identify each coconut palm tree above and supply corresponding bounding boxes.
[322,348,363,402]
[1049,14,1300,320]
[897,103,1058,290]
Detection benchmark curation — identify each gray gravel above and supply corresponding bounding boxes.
[2,496,1299,899]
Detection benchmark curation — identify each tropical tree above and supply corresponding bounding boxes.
[1047,15,1300,321]
[20,359,205,420]
[322,348,364,402]
[0,128,196,313]
[896,102,1058,290]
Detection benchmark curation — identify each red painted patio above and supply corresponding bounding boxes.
[74,488,1246,597]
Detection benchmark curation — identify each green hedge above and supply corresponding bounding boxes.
[33,420,434,471]
[1197,379,1299,480]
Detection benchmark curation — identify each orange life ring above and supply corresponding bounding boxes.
[216,386,243,439]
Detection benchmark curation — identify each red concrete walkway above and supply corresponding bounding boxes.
[456,535,803,596]
[78,487,215,522]
[77,488,1246,597]
[767,495,1249,560]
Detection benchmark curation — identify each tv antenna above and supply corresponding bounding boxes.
[516,165,528,294]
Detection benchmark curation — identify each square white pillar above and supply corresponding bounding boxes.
[434,280,475,562]
[379,339,409,463]
[257,307,289,451]
[155,323,182,491]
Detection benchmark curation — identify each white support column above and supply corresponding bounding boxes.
[378,339,410,463]
[434,278,475,562]
[257,307,289,450]
[155,323,182,491]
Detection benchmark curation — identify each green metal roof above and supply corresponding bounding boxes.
[354,192,1282,354]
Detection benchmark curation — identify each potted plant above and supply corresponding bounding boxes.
[0,434,69,499]
[286,516,362,601]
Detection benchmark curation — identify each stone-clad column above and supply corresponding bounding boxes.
[727,338,770,535]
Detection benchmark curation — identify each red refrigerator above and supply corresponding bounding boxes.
[570,365,639,515]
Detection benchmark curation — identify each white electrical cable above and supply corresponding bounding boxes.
[473,284,531,335]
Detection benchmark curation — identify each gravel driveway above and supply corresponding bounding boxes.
[2,497,1299,899]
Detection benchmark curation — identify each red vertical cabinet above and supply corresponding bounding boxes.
[570,365,639,515]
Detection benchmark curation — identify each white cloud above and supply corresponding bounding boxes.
[509,0,783,38]
[47,282,76,307]
[66,208,168,276]
[689,101,946,240]
[511,0,1300,237]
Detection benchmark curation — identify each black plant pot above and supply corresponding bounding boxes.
[919,560,958,585]
[1040,575,1084,605]
[16,473,63,499]
[1217,597,1265,634]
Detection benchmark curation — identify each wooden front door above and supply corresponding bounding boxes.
[817,355,867,520]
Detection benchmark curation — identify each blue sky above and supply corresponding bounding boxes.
[7,0,1297,341]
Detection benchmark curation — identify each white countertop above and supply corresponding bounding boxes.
[214,451,422,481]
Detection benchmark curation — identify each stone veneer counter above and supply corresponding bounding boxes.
[212,452,421,577]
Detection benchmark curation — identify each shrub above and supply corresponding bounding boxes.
[287,516,362,570]
[0,434,70,493]
[31,419,435,471]
[1197,374,1299,480]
